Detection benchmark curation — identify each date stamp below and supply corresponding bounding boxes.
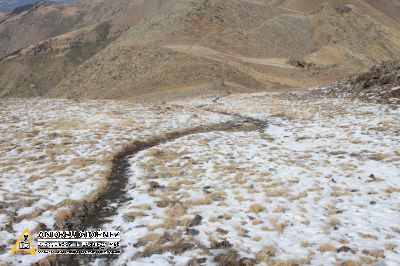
[37,230,120,254]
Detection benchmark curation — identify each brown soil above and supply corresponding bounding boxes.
[1,0,400,99]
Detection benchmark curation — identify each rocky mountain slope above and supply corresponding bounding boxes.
[0,0,183,97]
[305,60,400,104]
[1,0,400,99]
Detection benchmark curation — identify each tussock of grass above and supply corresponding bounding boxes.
[249,203,266,214]
[269,218,289,233]
[362,249,385,258]
[185,196,213,206]
[384,187,400,193]
[55,208,73,222]
[385,243,397,251]
[360,256,377,264]
[342,260,361,266]
[329,218,341,227]
[255,246,278,262]
[27,175,43,183]
[123,211,146,219]
[317,243,336,253]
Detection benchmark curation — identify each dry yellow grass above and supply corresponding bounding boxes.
[270,218,289,233]
[341,260,361,266]
[165,205,187,217]
[358,232,378,240]
[264,188,289,198]
[55,208,73,222]
[301,241,310,248]
[317,243,337,253]
[137,233,162,246]
[385,243,397,251]
[270,258,311,266]
[123,211,146,219]
[129,204,151,210]
[252,236,262,242]
[273,204,286,213]
[384,187,400,193]
[185,196,212,206]
[360,256,377,264]
[249,203,266,214]
[369,153,389,161]
[362,249,385,258]
[16,209,44,222]
[255,246,278,262]
[27,175,43,183]
[329,218,341,227]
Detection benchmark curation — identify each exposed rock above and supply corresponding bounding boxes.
[287,58,315,70]
[305,60,400,104]
[337,246,351,253]
[186,228,200,236]
[189,214,203,227]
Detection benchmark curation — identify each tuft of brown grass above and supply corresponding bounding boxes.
[186,196,212,206]
[123,211,146,220]
[27,175,43,183]
[329,218,341,227]
[136,233,162,246]
[362,249,385,258]
[130,204,151,210]
[249,203,266,214]
[165,205,188,218]
[55,208,73,222]
[273,204,286,213]
[270,218,289,233]
[16,209,44,222]
[342,260,361,266]
[270,258,311,266]
[369,153,389,161]
[264,188,289,198]
[317,243,336,253]
[255,246,277,262]
[384,187,400,194]
[252,236,262,242]
[385,243,397,251]
[360,256,377,265]
[358,232,378,240]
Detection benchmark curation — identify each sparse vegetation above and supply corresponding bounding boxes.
[1,92,399,265]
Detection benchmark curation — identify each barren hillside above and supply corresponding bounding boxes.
[1,0,400,99]
[0,0,183,97]
[50,0,400,100]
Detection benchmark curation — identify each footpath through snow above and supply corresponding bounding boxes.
[0,92,399,265]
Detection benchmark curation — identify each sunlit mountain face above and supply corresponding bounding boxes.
[0,0,75,10]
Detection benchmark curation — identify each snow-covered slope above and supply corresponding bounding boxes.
[0,92,399,265]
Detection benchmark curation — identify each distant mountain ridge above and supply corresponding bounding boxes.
[1,0,400,100]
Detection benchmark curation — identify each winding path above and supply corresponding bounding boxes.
[60,113,268,265]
